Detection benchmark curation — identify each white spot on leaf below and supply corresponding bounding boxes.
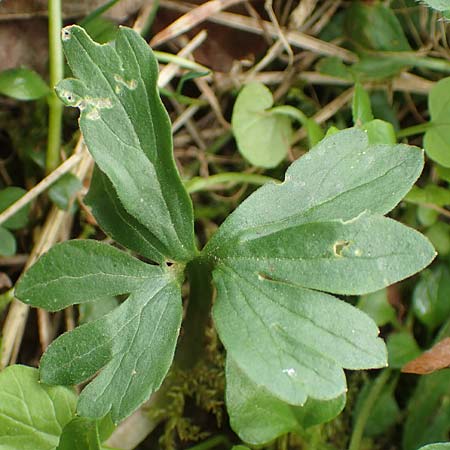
[114,74,138,91]
[282,368,297,377]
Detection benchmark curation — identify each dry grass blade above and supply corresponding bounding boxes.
[1,140,90,368]
[0,152,83,227]
[159,0,358,62]
[150,0,245,47]
[157,30,208,88]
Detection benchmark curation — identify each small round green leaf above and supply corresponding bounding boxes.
[232,82,292,168]
[0,186,30,230]
[412,266,450,331]
[0,68,49,100]
[0,226,16,256]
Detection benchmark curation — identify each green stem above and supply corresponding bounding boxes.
[185,172,279,194]
[154,51,210,74]
[400,55,450,74]
[270,105,309,126]
[185,435,230,450]
[348,370,391,450]
[46,0,64,173]
[375,51,450,74]
[396,122,433,138]
[175,258,213,369]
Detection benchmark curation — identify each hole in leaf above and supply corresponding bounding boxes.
[333,240,350,257]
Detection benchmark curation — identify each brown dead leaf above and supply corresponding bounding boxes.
[402,337,450,375]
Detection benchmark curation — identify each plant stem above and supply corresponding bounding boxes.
[175,258,213,369]
[396,122,433,138]
[270,105,309,125]
[185,435,230,450]
[46,0,64,173]
[376,52,450,74]
[402,55,450,74]
[154,51,210,74]
[348,369,391,450]
[185,172,279,194]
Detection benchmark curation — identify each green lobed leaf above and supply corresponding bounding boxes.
[206,129,428,257]
[0,186,30,230]
[231,82,292,168]
[85,166,165,263]
[206,127,434,414]
[0,68,49,100]
[403,370,450,450]
[213,265,386,405]
[210,213,433,296]
[15,240,162,311]
[226,357,345,445]
[0,365,77,450]
[412,265,450,331]
[40,276,182,423]
[419,445,450,450]
[0,226,16,257]
[418,0,450,11]
[56,25,197,262]
[424,77,450,167]
[79,296,119,324]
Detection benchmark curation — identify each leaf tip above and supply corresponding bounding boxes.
[61,26,74,42]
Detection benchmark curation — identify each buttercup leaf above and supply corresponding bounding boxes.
[226,357,346,444]
[85,166,165,263]
[207,128,434,408]
[16,240,161,311]
[40,276,182,423]
[56,25,197,262]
